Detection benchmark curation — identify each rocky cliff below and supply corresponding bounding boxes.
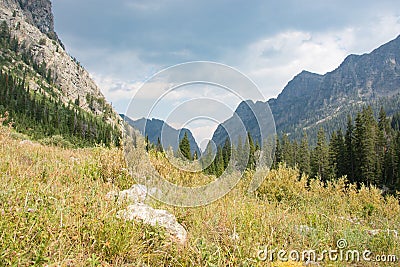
[211,35,400,144]
[4,0,60,42]
[0,0,118,123]
[268,34,400,139]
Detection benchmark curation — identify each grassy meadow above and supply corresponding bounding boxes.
[0,122,399,266]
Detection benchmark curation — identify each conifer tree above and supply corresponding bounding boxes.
[298,131,310,175]
[395,133,400,187]
[354,107,379,186]
[215,146,225,176]
[336,129,346,178]
[273,136,282,168]
[378,107,390,185]
[145,135,150,152]
[203,142,215,174]
[391,112,400,131]
[246,132,256,170]
[345,115,355,183]
[222,138,231,169]
[311,127,331,181]
[179,131,192,160]
[156,137,163,152]
[281,133,293,166]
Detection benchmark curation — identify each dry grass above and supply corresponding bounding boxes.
[0,123,399,266]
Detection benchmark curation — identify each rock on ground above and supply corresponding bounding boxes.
[107,184,187,244]
[106,184,147,205]
[117,203,187,244]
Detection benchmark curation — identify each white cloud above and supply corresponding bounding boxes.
[229,14,400,100]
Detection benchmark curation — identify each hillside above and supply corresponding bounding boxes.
[0,0,121,146]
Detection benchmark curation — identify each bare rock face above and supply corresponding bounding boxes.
[0,0,119,123]
[17,0,59,42]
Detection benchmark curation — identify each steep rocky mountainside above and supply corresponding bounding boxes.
[268,35,400,139]
[0,0,119,123]
[3,0,60,42]
[122,115,200,155]
[212,35,400,144]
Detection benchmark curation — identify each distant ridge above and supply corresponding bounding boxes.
[121,115,200,155]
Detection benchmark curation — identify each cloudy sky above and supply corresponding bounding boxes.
[51,0,400,146]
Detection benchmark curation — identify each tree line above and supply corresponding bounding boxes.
[146,130,260,177]
[200,105,400,192]
[274,106,400,191]
[0,20,120,147]
[146,106,400,193]
[0,70,120,147]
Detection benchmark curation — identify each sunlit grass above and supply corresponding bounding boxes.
[0,123,399,266]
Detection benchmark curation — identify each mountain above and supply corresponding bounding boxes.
[211,100,276,148]
[269,34,400,139]
[121,115,200,156]
[212,35,400,145]
[0,0,121,146]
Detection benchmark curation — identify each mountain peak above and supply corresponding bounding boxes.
[211,34,400,144]
[268,34,400,139]
[7,0,61,44]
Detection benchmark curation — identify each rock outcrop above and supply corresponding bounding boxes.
[106,184,148,205]
[107,184,187,244]
[14,0,60,42]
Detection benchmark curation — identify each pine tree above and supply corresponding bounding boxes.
[156,137,163,152]
[336,129,346,178]
[215,146,225,176]
[377,107,391,185]
[354,106,379,186]
[179,131,192,160]
[203,141,215,174]
[236,135,247,171]
[281,133,293,167]
[298,131,310,175]
[311,127,331,181]
[145,135,150,152]
[273,136,282,168]
[246,132,256,170]
[345,115,355,183]
[395,133,400,188]
[391,112,400,131]
[222,138,232,169]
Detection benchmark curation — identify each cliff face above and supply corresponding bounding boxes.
[0,0,118,122]
[267,35,400,138]
[18,0,60,42]
[1,0,58,40]
[211,35,400,144]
